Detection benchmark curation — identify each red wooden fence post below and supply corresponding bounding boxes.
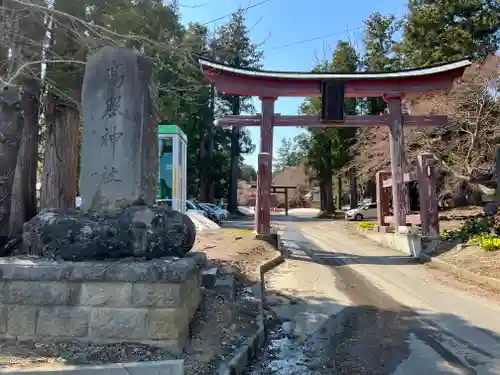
[385,93,408,229]
[417,154,430,235]
[417,152,439,237]
[255,152,271,234]
[376,171,391,226]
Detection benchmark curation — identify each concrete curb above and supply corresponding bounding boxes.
[420,253,500,291]
[0,360,185,375]
[216,252,285,375]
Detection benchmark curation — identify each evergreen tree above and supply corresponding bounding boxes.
[363,12,402,115]
[9,0,45,235]
[330,41,360,209]
[401,0,500,67]
[240,164,257,182]
[40,0,87,210]
[213,9,261,212]
[274,137,300,171]
[353,12,404,202]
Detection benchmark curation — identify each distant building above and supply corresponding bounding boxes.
[305,187,320,202]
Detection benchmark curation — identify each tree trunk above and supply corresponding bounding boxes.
[0,87,23,246]
[325,176,334,213]
[200,125,215,202]
[349,169,358,209]
[227,95,241,213]
[40,0,85,210]
[40,104,80,209]
[9,86,40,235]
[320,182,326,211]
[206,128,215,202]
[8,0,44,236]
[206,84,215,202]
[366,176,376,202]
[227,127,239,212]
[199,133,207,201]
[337,176,342,209]
[324,139,334,213]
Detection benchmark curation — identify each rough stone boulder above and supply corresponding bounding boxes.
[22,206,196,261]
[483,201,500,218]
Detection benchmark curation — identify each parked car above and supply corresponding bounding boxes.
[202,203,228,219]
[186,201,207,217]
[345,202,378,221]
[199,203,227,222]
[345,202,393,221]
[196,203,222,222]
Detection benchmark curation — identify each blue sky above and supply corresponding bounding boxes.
[180,0,407,167]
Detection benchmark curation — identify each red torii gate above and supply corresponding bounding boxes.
[198,58,471,235]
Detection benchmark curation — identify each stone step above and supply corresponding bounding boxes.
[201,266,220,289]
[215,275,235,302]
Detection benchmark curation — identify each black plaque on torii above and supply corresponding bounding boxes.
[321,79,345,122]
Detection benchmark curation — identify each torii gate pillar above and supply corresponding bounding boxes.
[386,94,408,228]
[255,97,276,234]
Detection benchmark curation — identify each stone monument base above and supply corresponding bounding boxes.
[23,206,196,261]
[0,253,205,355]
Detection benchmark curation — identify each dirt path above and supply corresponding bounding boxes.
[193,227,278,281]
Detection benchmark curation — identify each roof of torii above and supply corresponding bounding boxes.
[198,57,472,98]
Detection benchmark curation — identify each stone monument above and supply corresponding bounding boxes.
[79,47,156,211]
[23,47,196,261]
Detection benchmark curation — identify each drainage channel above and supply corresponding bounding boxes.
[242,314,338,375]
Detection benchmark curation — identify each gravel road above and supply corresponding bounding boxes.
[244,219,500,375]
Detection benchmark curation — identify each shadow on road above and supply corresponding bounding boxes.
[246,291,500,375]
[284,247,420,266]
[220,213,327,231]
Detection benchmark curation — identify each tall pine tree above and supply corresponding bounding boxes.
[330,41,360,209]
[363,12,402,115]
[299,41,360,212]
[213,9,261,212]
[401,0,500,66]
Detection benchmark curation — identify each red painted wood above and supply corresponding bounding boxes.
[255,152,271,234]
[254,98,276,234]
[216,114,448,128]
[417,153,431,235]
[260,98,276,155]
[387,95,408,228]
[261,97,275,198]
[422,153,439,237]
[417,153,439,237]
[204,68,466,98]
[382,172,418,188]
[376,171,391,226]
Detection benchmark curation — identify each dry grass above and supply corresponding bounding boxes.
[193,228,280,282]
[438,245,500,279]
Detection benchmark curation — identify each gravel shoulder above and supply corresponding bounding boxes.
[436,245,500,279]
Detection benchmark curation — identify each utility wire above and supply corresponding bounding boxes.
[201,0,271,25]
[267,25,365,52]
